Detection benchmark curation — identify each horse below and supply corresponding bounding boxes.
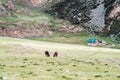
[53,51,58,57]
[45,51,50,57]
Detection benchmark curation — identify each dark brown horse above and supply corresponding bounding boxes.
[53,51,58,57]
[45,51,50,57]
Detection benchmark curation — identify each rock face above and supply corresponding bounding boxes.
[104,0,120,41]
[85,0,105,33]
[46,0,106,34]
[46,0,120,41]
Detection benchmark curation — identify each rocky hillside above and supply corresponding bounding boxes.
[46,0,106,31]
[45,0,120,41]
[105,0,120,41]
[0,0,85,38]
[0,0,120,41]
[0,0,53,38]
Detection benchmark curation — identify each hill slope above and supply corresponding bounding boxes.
[0,0,55,38]
[45,0,120,41]
[0,0,120,42]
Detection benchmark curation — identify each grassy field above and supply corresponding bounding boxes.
[28,32,118,47]
[0,36,120,80]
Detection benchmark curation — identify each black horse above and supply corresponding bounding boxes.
[45,51,50,57]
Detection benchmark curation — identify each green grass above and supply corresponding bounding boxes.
[27,32,117,47]
[0,12,53,23]
[27,32,89,45]
[14,13,53,24]
[0,8,54,28]
[0,36,120,80]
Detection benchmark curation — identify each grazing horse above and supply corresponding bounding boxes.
[45,51,50,57]
[53,51,58,57]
